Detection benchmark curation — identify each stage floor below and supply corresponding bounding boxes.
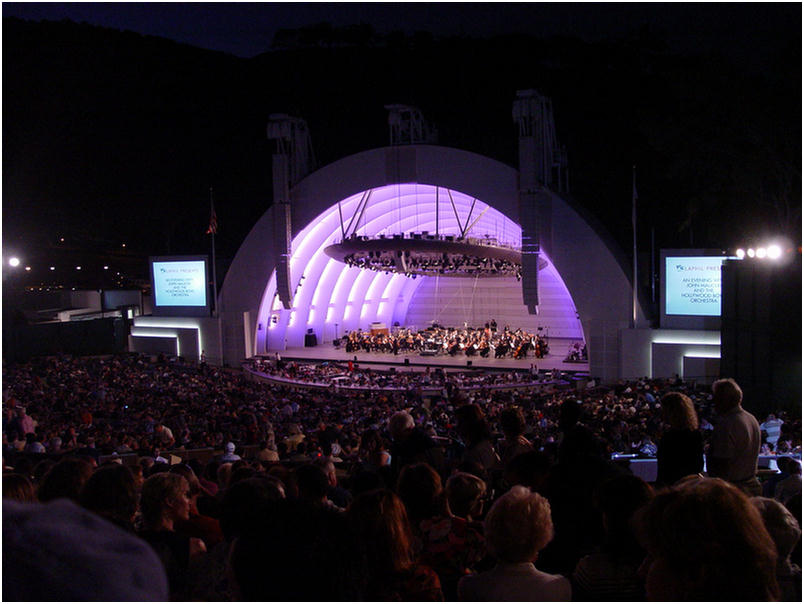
[275,337,589,374]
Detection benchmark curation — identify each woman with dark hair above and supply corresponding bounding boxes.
[638,476,779,601]
[37,457,94,503]
[347,489,443,601]
[572,475,654,601]
[656,392,704,487]
[3,473,36,503]
[397,463,484,600]
[455,404,499,475]
[497,406,533,468]
[80,464,138,531]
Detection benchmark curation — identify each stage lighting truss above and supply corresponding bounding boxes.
[324,233,546,278]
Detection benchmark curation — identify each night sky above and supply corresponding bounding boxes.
[2,3,801,302]
[1,3,793,62]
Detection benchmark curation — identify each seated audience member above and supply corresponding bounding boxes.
[503,450,552,493]
[229,498,360,601]
[79,464,138,532]
[775,458,802,505]
[572,475,653,601]
[656,392,704,487]
[389,411,446,480]
[138,472,207,600]
[763,455,792,498]
[455,404,499,477]
[397,463,485,600]
[314,456,353,508]
[295,463,345,511]
[446,471,487,523]
[497,406,533,468]
[189,475,285,601]
[37,457,94,503]
[638,476,779,601]
[458,486,571,601]
[3,472,36,503]
[3,498,168,601]
[220,441,241,462]
[170,464,224,548]
[216,462,233,491]
[751,496,802,602]
[347,489,443,600]
[256,439,279,463]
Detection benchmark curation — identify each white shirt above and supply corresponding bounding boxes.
[458,562,571,601]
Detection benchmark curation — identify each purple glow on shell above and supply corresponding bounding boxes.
[256,184,581,351]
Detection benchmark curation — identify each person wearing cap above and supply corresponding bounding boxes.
[220,442,241,462]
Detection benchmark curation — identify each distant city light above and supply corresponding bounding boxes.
[8,257,20,267]
[756,247,767,259]
[767,245,782,259]
[747,248,756,258]
[735,248,745,259]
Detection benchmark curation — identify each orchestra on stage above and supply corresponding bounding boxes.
[341,322,548,359]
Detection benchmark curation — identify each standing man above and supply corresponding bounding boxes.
[707,378,761,495]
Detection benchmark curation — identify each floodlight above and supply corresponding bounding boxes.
[757,247,767,259]
[735,248,745,259]
[8,257,20,267]
[767,245,782,260]
[747,248,756,258]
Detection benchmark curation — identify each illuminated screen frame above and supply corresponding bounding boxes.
[149,255,211,317]
[660,248,729,330]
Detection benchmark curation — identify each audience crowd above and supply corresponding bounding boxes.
[2,352,801,601]
[248,357,552,392]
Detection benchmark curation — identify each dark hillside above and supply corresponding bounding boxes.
[3,17,800,288]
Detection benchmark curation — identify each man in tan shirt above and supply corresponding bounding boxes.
[707,378,761,495]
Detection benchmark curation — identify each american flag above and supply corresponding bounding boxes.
[206,204,218,235]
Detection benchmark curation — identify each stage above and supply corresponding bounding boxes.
[273,337,590,375]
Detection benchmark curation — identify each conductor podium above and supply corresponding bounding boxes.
[304,329,317,347]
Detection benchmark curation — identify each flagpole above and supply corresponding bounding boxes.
[209,187,218,318]
[631,165,637,328]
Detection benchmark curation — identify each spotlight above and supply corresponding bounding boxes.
[747,248,755,258]
[735,248,745,259]
[8,257,20,267]
[25,266,31,271]
[767,245,782,260]
[756,247,767,259]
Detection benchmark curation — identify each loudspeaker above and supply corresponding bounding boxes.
[467,360,472,367]
[404,358,410,365]
[304,333,318,347]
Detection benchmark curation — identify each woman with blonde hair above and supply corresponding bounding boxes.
[656,392,704,487]
[138,473,206,600]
